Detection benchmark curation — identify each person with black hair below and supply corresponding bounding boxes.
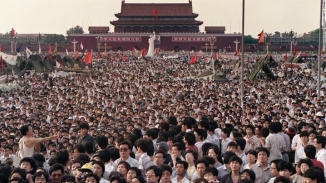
[273,176,290,183]
[217,151,237,181]
[183,132,198,154]
[267,159,283,183]
[136,138,155,176]
[92,161,109,183]
[171,142,185,162]
[244,125,260,153]
[131,176,146,183]
[9,168,27,182]
[49,163,64,183]
[294,131,309,164]
[145,128,159,152]
[244,150,257,169]
[234,138,246,164]
[206,145,223,168]
[221,128,232,155]
[72,144,85,161]
[145,166,162,183]
[207,125,220,147]
[97,135,108,150]
[9,177,28,183]
[160,164,172,183]
[277,161,293,180]
[126,167,142,183]
[265,122,286,163]
[250,147,272,183]
[19,125,58,158]
[113,141,139,171]
[240,169,256,182]
[84,172,100,183]
[203,167,219,183]
[191,158,209,181]
[172,161,189,183]
[154,150,166,167]
[303,145,324,170]
[220,155,243,183]
[226,142,238,153]
[54,150,70,176]
[33,171,48,183]
[313,135,326,178]
[291,122,307,151]
[19,157,37,183]
[77,122,95,149]
[194,129,207,158]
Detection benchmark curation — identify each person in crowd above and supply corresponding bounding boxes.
[145,166,162,183]
[220,155,243,183]
[243,150,257,169]
[185,149,198,180]
[19,125,58,158]
[250,147,272,183]
[217,151,237,181]
[171,161,189,183]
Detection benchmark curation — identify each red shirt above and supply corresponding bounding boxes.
[311,158,324,171]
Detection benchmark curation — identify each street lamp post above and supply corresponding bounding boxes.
[104,43,107,54]
[37,33,42,54]
[95,36,102,53]
[209,36,214,56]
[265,33,272,54]
[10,29,14,53]
[289,30,296,56]
[13,33,18,52]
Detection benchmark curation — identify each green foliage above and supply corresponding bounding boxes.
[244,35,258,44]
[43,34,66,44]
[66,25,84,35]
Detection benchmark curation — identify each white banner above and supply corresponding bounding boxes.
[0,51,17,65]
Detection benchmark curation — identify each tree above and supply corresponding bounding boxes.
[244,35,258,44]
[66,25,84,35]
[43,34,66,44]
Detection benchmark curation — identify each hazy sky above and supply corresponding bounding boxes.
[0,0,320,37]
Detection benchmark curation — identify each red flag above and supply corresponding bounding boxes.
[152,8,158,20]
[97,51,101,58]
[235,47,240,56]
[258,30,264,44]
[155,48,159,55]
[322,48,325,55]
[188,54,197,65]
[48,45,52,55]
[74,51,79,59]
[0,45,2,52]
[84,52,92,64]
[11,28,15,37]
[48,45,53,59]
[214,52,218,60]
[293,45,297,55]
[141,48,146,57]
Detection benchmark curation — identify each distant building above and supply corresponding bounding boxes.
[88,27,110,34]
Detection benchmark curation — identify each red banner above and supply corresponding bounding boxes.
[172,37,216,42]
[101,37,142,42]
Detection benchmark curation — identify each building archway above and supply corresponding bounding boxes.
[190,47,196,52]
[117,47,123,51]
[173,46,181,52]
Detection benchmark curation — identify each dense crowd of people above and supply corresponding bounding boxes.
[0,55,325,183]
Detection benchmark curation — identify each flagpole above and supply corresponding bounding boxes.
[317,0,322,100]
[240,0,245,108]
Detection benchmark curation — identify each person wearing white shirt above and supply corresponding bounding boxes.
[291,122,308,151]
[294,131,309,164]
[313,135,326,178]
[171,161,190,183]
